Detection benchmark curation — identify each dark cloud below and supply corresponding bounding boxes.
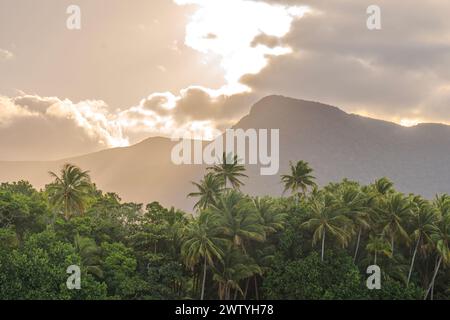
[244,0,450,122]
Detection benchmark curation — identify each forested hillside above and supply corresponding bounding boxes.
[0,159,448,300]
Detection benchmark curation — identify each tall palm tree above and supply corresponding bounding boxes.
[47,164,92,220]
[74,234,103,278]
[366,235,392,264]
[208,191,266,251]
[181,213,225,300]
[188,173,224,211]
[373,177,394,196]
[212,244,262,300]
[281,160,316,200]
[424,197,450,299]
[301,193,351,262]
[376,193,412,255]
[253,197,287,236]
[339,187,372,263]
[208,153,247,190]
[407,200,437,286]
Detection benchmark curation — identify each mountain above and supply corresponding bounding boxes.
[0,95,449,211]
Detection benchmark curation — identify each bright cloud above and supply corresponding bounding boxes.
[175,0,310,93]
[0,49,14,61]
[2,94,129,148]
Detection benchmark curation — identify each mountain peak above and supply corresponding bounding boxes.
[250,95,347,117]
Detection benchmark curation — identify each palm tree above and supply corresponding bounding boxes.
[281,160,316,200]
[366,235,392,264]
[212,244,262,300]
[407,200,437,286]
[373,177,394,196]
[339,187,372,263]
[208,153,247,190]
[424,197,450,300]
[208,191,266,251]
[181,212,225,300]
[48,164,92,220]
[253,197,287,235]
[301,193,351,262]
[376,193,412,255]
[74,234,103,278]
[188,173,224,210]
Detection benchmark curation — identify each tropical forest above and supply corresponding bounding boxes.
[0,158,449,300]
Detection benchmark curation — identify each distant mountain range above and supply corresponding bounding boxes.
[1,95,449,211]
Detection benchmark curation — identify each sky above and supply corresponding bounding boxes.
[0,0,450,160]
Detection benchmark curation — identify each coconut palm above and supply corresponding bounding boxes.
[424,197,450,299]
[366,235,392,264]
[376,193,412,255]
[47,164,92,220]
[253,197,287,235]
[208,153,248,190]
[188,173,224,210]
[181,212,225,300]
[208,191,265,251]
[74,234,103,278]
[301,193,352,261]
[339,187,372,263]
[281,160,316,200]
[407,200,438,286]
[373,177,395,196]
[212,244,262,300]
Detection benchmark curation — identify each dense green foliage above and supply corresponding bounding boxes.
[0,160,448,300]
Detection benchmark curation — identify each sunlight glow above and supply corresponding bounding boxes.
[399,119,420,127]
[175,0,310,94]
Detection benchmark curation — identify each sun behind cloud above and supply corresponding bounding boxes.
[175,0,310,94]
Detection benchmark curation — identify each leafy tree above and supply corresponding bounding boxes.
[424,197,450,299]
[208,191,266,250]
[263,252,365,300]
[376,193,412,254]
[302,193,351,261]
[208,153,248,190]
[281,160,316,199]
[74,234,103,279]
[212,244,262,300]
[47,164,92,220]
[181,212,225,300]
[253,197,287,236]
[407,200,437,286]
[366,235,392,264]
[188,173,224,210]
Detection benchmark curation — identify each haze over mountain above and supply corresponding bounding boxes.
[0,95,449,211]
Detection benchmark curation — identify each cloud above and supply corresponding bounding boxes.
[2,0,450,161]
[0,87,256,160]
[242,0,450,123]
[175,0,310,93]
[0,95,128,160]
[118,87,256,141]
[0,49,14,61]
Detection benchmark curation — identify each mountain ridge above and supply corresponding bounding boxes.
[0,95,449,211]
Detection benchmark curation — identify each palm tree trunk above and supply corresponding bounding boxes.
[201,255,207,300]
[244,278,250,299]
[321,229,326,262]
[254,276,259,300]
[407,235,420,286]
[424,256,442,300]
[353,227,362,263]
[391,236,394,256]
